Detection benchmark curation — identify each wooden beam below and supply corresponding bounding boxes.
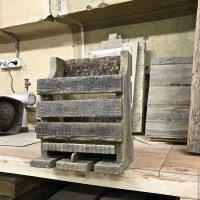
[37,99,122,118]
[37,122,122,142]
[42,143,116,154]
[37,75,122,95]
[187,0,200,153]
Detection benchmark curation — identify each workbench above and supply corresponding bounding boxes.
[0,132,198,200]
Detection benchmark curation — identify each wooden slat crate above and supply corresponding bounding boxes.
[31,50,133,174]
[145,57,192,141]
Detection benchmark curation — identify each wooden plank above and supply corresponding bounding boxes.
[146,106,189,140]
[152,57,193,65]
[30,156,59,168]
[148,87,191,105]
[42,143,116,154]
[37,75,122,95]
[132,42,146,133]
[188,75,200,153]
[64,56,120,76]
[37,99,122,118]
[150,64,192,86]
[37,122,122,142]
[56,159,95,172]
[0,174,41,199]
[116,51,133,163]
[94,161,129,174]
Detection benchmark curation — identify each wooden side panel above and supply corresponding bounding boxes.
[117,51,133,163]
[37,99,122,118]
[132,42,146,133]
[148,87,191,105]
[42,143,116,154]
[37,75,122,95]
[150,64,192,86]
[37,122,122,142]
[146,106,189,139]
[64,56,120,76]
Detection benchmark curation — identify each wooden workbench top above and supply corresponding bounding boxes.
[0,132,199,199]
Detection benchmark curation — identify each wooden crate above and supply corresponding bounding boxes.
[146,57,192,141]
[31,50,133,174]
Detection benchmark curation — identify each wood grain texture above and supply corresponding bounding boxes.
[37,75,122,95]
[94,161,130,174]
[56,159,95,172]
[37,99,122,118]
[42,143,116,154]
[148,87,191,105]
[132,42,146,133]
[187,1,200,153]
[48,57,65,78]
[30,156,59,168]
[37,122,122,142]
[117,51,133,163]
[152,57,193,65]
[64,56,120,76]
[146,106,189,140]
[150,64,192,86]
[188,75,200,153]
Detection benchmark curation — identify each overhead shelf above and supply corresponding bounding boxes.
[0,0,198,43]
[56,0,198,31]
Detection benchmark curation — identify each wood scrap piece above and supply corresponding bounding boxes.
[30,156,59,168]
[37,75,122,95]
[148,87,191,105]
[150,64,192,86]
[64,56,120,77]
[146,106,189,140]
[37,122,122,142]
[37,99,122,118]
[94,160,129,174]
[188,75,200,152]
[0,174,41,199]
[42,143,116,154]
[56,159,95,172]
[132,42,146,133]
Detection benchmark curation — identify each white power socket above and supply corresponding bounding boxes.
[0,58,23,69]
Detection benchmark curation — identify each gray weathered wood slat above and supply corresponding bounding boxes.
[42,143,116,154]
[37,122,122,142]
[56,159,95,172]
[64,56,120,77]
[37,75,122,95]
[30,156,59,168]
[146,106,189,139]
[148,87,191,105]
[37,99,122,118]
[94,160,130,174]
[152,57,193,65]
[150,64,192,86]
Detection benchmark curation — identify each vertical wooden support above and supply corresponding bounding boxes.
[187,0,200,153]
[117,51,133,163]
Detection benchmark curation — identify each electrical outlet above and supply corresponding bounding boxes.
[0,58,23,69]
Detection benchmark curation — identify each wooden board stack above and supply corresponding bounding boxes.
[146,57,193,141]
[31,50,133,174]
